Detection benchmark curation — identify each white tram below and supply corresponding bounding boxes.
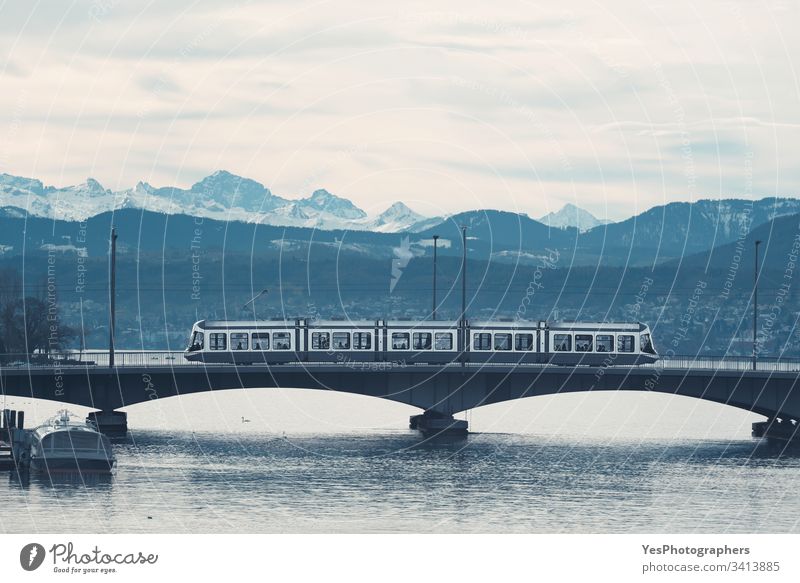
[184,319,658,366]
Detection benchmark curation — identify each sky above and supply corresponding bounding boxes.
[0,0,798,220]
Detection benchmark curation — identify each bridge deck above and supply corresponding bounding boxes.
[2,352,800,372]
[2,352,799,423]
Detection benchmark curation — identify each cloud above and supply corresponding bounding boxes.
[593,117,800,136]
[0,0,797,220]
[0,58,27,77]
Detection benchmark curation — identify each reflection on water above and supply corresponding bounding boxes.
[10,470,114,491]
[2,430,799,533]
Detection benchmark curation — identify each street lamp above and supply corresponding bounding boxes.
[753,240,761,371]
[460,226,467,365]
[109,227,117,369]
[461,226,467,327]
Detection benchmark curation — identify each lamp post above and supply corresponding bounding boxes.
[432,235,439,320]
[109,227,117,369]
[461,226,467,327]
[460,226,467,365]
[753,240,761,371]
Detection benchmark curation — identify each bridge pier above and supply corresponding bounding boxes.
[409,410,468,437]
[87,410,128,438]
[752,417,799,442]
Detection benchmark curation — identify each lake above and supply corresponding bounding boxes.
[1,389,798,533]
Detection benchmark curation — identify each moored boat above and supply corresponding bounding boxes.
[29,410,116,473]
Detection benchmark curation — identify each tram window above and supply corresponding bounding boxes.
[190,331,204,351]
[231,333,248,351]
[311,332,330,350]
[617,335,634,352]
[553,334,571,351]
[392,332,410,350]
[273,332,291,350]
[515,333,534,351]
[353,332,372,350]
[596,334,613,352]
[332,332,351,350]
[640,333,655,354]
[575,334,593,352]
[209,333,227,351]
[435,332,453,350]
[413,332,432,350]
[494,333,512,351]
[473,333,492,351]
[252,333,269,350]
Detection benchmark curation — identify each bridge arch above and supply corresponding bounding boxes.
[2,362,798,435]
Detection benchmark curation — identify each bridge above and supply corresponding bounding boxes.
[1,351,799,440]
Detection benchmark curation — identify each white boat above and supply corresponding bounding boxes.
[29,410,116,473]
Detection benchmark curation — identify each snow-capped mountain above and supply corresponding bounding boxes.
[0,174,122,221]
[367,201,428,232]
[296,189,366,220]
[538,203,610,232]
[0,171,433,232]
[177,170,288,212]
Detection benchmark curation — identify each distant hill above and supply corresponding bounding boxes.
[0,207,406,260]
[665,212,800,275]
[577,197,800,267]
[3,198,800,272]
[3,208,800,356]
[414,209,576,264]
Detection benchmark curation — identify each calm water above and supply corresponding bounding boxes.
[1,390,799,533]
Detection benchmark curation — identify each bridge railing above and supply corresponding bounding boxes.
[642,355,800,372]
[0,351,199,368]
[1,352,800,372]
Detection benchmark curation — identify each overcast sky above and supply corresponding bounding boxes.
[0,0,798,219]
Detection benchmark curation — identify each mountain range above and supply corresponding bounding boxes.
[0,171,433,233]
[0,170,634,235]
[2,170,800,269]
